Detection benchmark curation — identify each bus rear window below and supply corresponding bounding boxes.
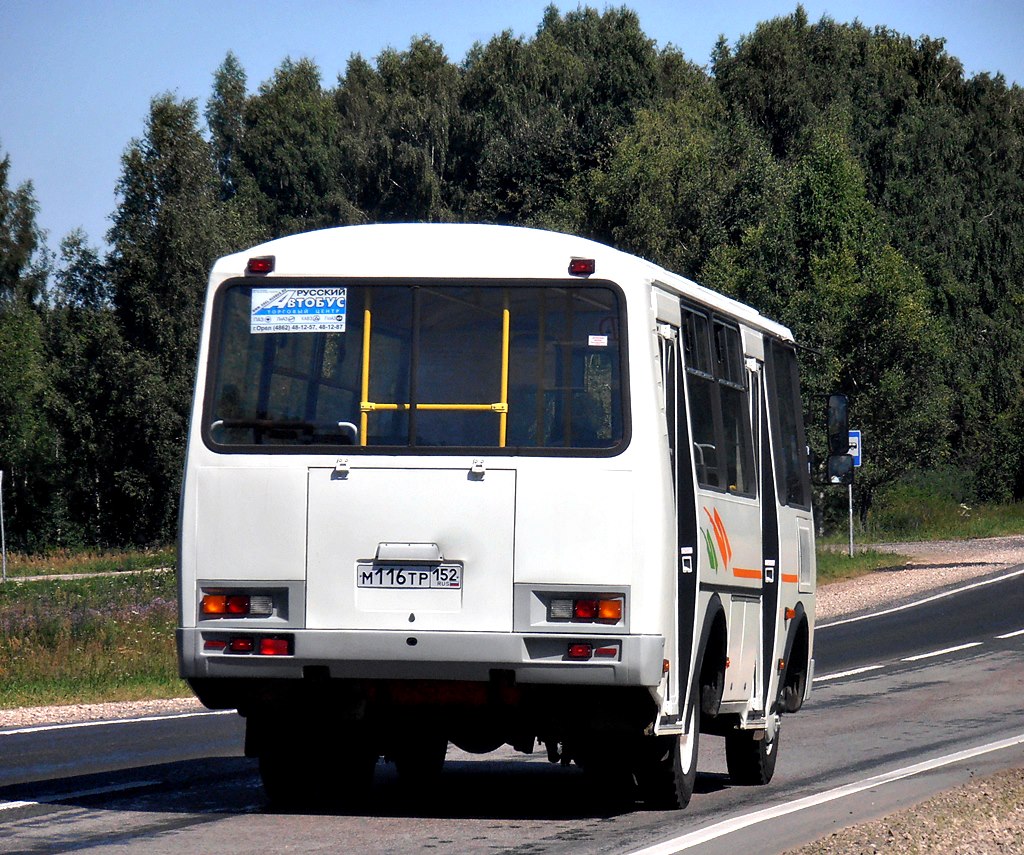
[204,280,626,453]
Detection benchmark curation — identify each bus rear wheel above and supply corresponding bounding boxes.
[725,722,779,785]
[636,698,699,810]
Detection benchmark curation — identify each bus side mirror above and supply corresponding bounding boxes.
[827,394,849,456]
[828,454,854,485]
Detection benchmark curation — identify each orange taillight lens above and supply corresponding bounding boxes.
[201,594,228,615]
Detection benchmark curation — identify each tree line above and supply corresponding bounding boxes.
[1,4,1022,550]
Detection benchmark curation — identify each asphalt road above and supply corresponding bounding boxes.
[1,569,1022,854]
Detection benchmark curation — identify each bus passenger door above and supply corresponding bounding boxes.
[654,290,699,723]
[683,310,764,709]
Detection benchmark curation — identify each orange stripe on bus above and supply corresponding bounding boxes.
[732,567,762,579]
[781,573,799,584]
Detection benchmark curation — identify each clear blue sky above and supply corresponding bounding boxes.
[2,0,1021,253]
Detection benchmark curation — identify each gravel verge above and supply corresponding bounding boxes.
[817,534,1024,622]
[783,767,1024,854]
[0,696,205,729]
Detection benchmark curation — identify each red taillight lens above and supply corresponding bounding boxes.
[203,638,227,651]
[567,643,593,660]
[226,595,250,615]
[246,255,275,274]
[259,637,291,656]
[229,637,255,653]
[573,599,599,620]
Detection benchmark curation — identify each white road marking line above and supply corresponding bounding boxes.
[901,642,983,662]
[997,628,1024,639]
[0,708,236,737]
[813,665,884,682]
[818,566,1024,629]
[626,731,1024,855]
[0,780,162,812]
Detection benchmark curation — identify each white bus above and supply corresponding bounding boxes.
[177,223,817,809]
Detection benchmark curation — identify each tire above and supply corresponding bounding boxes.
[259,746,377,810]
[725,723,780,785]
[636,695,700,810]
[393,734,448,787]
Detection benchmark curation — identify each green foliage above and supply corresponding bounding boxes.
[0,152,50,305]
[862,474,1024,541]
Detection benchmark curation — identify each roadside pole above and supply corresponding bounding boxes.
[848,430,863,558]
[848,483,854,558]
[1,470,6,583]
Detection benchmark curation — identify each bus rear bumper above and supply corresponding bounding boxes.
[177,627,665,688]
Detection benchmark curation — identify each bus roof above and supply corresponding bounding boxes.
[212,223,794,342]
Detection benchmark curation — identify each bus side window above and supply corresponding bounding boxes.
[682,310,719,488]
[715,322,755,496]
[681,307,755,495]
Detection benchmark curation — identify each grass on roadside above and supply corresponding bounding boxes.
[816,547,909,585]
[866,498,1024,541]
[0,569,187,709]
[2,547,175,579]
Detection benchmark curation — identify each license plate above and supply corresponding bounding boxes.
[356,562,462,589]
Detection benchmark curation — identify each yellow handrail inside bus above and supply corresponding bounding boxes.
[359,308,372,446]
[359,306,511,447]
[499,307,510,446]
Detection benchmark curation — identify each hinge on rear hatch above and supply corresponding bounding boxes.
[334,457,350,477]
[470,459,486,480]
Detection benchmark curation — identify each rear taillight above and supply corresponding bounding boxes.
[259,637,291,656]
[567,643,593,660]
[549,596,624,624]
[205,634,293,656]
[201,592,274,617]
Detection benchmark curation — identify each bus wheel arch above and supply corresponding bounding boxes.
[779,606,810,713]
[696,596,728,719]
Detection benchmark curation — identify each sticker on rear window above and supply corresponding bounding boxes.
[251,287,347,334]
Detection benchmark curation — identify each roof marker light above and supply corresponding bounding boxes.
[247,256,275,274]
[568,257,595,276]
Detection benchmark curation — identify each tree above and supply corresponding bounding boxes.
[0,151,49,305]
[238,57,356,234]
[0,149,56,547]
[550,65,742,273]
[460,5,668,224]
[106,94,251,541]
[206,52,249,202]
